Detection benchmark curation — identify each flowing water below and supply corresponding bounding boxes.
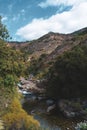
[22,95,83,130]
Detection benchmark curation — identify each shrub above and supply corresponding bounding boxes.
[2,98,40,130]
[75,121,87,130]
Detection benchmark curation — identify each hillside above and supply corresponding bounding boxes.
[0,39,25,113]
[8,27,87,60]
[8,32,68,59]
[1,27,87,129]
[8,27,87,78]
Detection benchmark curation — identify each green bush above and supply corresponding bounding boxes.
[46,46,87,99]
[75,121,87,130]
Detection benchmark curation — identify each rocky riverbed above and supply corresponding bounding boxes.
[18,77,87,129]
[22,97,85,130]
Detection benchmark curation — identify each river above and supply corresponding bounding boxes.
[22,95,83,130]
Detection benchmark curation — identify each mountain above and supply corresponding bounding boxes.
[8,32,68,58]
[5,27,87,99]
[8,27,87,60]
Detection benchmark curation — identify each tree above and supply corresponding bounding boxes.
[0,16,9,40]
[46,46,87,99]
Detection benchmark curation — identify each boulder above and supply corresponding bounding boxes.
[47,104,56,113]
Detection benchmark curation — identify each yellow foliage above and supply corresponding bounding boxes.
[0,120,4,130]
[8,97,22,113]
[2,98,40,130]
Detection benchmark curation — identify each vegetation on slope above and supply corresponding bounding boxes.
[23,28,87,79]
[2,98,40,130]
[0,39,26,113]
[46,45,87,99]
[0,17,42,130]
[26,53,49,78]
[1,14,87,129]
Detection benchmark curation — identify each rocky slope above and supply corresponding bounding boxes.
[8,32,68,58]
[8,27,87,61]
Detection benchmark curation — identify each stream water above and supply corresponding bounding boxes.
[22,95,83,130]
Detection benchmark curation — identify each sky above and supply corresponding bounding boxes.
[0,0,87,41]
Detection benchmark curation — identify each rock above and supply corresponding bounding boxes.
[47,104,56,113]
[22,90,32,95]
[63,111,75,118]
[31,110,35,115]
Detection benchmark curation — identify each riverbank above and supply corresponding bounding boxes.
[18,77,87,129]
[23,98,84,130]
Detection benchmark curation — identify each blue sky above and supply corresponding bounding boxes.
[0,0,87,41]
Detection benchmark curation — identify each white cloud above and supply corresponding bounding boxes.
[16,1,87,41]
[38,0,87,8]
[2,16,8,22]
